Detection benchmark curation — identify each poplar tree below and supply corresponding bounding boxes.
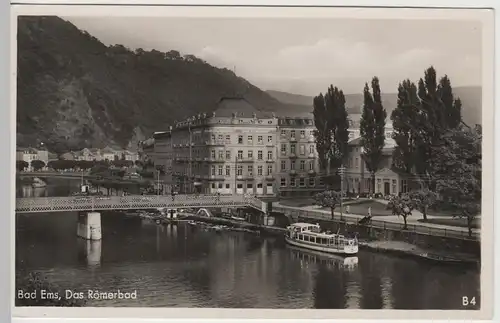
[360,77,387,194]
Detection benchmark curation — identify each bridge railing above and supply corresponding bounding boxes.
[16,194,265,213]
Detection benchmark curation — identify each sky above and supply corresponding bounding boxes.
[65,16,482,96]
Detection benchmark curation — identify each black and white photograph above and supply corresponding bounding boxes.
[12,4,494,320]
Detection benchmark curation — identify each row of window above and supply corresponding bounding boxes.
[280,159,315,171]
[210,182,273,190]
[280,143,315,156]
[210,164,274,176]
[280,177,322,187]
[280,129,313,139]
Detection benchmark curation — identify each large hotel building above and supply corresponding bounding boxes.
[143,97,407,197]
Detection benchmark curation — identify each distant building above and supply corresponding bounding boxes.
[277,117,324,197]
[16,147,49,170]
[345,137,410,195]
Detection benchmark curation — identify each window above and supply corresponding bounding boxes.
[377,179,382,193]
[218,183,223,189]
[225,150,231,160]
[247,183,253,189]
[225,165,231,176]
[268,136,273,143]
[299,145,305,155]
[248,165,253,176]
[225,183,230,189]
[291,130,296,139]
[281,144,287,156]
[257,136,263,144]
[211,150,216,159]
[401,179,408,193]
[281,160,286,171]
[237,150,243,159]
[309,145,314,154]
[355,157,359,168]
[248,150,253,159]
[238,135,243,144]
[392,179,397,194]
[247,135,253,144]
[290,160,296,169]
[257,166,263,176]
[300,160,305,170]
[290,177,296,187]
[290,144,296,154]
[218,150,224,160]
[299,178,305,187]
[211,183,215,189]
[319,178,324,186]
[258,150,263,160]
[211,165,215,176]
[218,165,223,176]
[267,165,273,176]
[309,177,315,186]
[237,165,243,176]
[225,135,230,143]
[309,161,314,170]
[300,130,305,138]
[218,134,223,141]
[281,129,286,136]
[267,151,273,160]
[280,177,286,187]
[211,134,215,141]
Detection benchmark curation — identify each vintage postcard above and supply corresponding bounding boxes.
[10,4,494,321]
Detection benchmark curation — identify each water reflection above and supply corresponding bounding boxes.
[15,179,481,309]
[78,239,102,267]
[20,186,48,198]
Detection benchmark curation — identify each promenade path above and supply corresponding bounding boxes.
[273,200,480,240]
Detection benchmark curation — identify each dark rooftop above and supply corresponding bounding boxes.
[212,97,274,118]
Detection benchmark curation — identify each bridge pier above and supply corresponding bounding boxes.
[77,212,102,241]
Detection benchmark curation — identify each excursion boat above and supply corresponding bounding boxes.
[285,223,358,256]
[32,177,47,188]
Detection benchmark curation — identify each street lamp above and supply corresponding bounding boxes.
[339,165,346,220]
[157,169,160,197]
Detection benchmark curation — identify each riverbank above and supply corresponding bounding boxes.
[358,240,479,267]
[177,214,479,265]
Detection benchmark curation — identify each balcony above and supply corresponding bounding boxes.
[236,157,254,163]
[308,153,315,159]
[265,142,274,147]
[266,175,275,180]
[289,170,297,175]
[205,140,226,146]
[289,137,297,142]
[208,175,225,181]
[308,136,315,143]
[308,169,316,175]
[265,159,275,163]
[289,153,297,159]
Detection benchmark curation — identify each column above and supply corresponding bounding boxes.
[77,212,102,240]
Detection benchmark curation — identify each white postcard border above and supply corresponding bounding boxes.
[7,2,497,322]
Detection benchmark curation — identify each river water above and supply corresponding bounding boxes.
[15,179,480,309]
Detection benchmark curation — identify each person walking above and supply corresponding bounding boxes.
[368,206,372,217]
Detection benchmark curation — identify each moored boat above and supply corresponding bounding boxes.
[285,223,358,256]
[32,177,47,188]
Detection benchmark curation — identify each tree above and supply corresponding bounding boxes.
[16,160,29,171]
[407,188,438,221]
[391,80,419,173]
[360,77,387,193]
[30,160,46,171]
[434,126,481,237]
[314,190,341,220]
[437,75,462,129]
[312,86,349,177]
[387,194,414,230]
[313,93,330,171]
[392,66,464,190]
